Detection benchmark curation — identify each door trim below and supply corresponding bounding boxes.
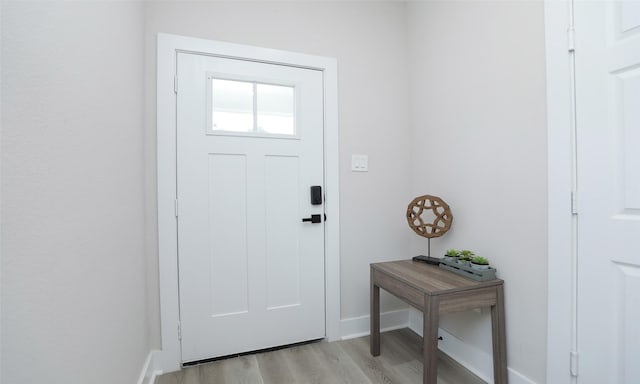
[544,2,577,383]
[156,33,340,373]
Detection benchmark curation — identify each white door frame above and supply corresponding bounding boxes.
[156,33,341,373]
[545,1,578,383]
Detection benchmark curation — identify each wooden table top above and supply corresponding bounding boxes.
[371,260,503,295]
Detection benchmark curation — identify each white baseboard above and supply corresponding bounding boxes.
[408,310,537,384]
[340,309,410,340]
[137,350,162,384]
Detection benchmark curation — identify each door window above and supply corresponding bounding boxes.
[207,76,296,137]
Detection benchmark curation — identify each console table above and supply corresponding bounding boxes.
[370,260,507,384]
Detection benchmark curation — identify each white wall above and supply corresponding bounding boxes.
[407,2,548,382]
[0,2,3,380]
[144,1,414,347]
[1,2,549,382]
[1,2,149,383]
[0,1,3,380]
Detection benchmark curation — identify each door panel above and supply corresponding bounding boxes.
[176,53,325,362]
[265,155,301,309]
[207,153,249,317]
[575,1,640,383]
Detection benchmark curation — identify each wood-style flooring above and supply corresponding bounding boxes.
[156,328,485,384]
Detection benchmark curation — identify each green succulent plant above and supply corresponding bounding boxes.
[460,249,475,258]
[471,256,489,265]
[445,249,460,257]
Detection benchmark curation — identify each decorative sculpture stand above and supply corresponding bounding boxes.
[406,194,496,281]
[406,194,453,260]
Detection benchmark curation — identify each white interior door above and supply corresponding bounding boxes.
[176,52,326,362]
[575,2,640,383]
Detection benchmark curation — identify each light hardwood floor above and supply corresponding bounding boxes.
[156,328,485,384]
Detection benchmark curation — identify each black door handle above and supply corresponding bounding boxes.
[301,214,322,224]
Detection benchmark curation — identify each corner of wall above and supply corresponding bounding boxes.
[405,2,548,382]
[137,350,163,384]
[0,0,3,380]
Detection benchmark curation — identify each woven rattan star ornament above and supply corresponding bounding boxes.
[406,195,453,257]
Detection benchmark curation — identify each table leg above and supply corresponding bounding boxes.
[370,268,380,356]
[491,284,508,384]
[423,294,439,384]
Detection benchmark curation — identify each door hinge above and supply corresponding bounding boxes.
[570,351,579,376]
[568,28,576,52]
[178,321,182,341]
[174,75,178,94]
[175,199,179,217]
[571,191,578,215]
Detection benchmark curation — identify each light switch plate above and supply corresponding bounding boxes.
[351,154,368,172]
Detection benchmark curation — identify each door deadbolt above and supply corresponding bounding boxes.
[310,186,322,205]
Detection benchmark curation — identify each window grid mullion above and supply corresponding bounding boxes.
[252,82,258,133]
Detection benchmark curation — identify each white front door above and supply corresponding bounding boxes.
[575,1,640,382]
[176,52,326,362]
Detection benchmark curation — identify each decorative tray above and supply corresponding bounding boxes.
[439,259,497,282]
